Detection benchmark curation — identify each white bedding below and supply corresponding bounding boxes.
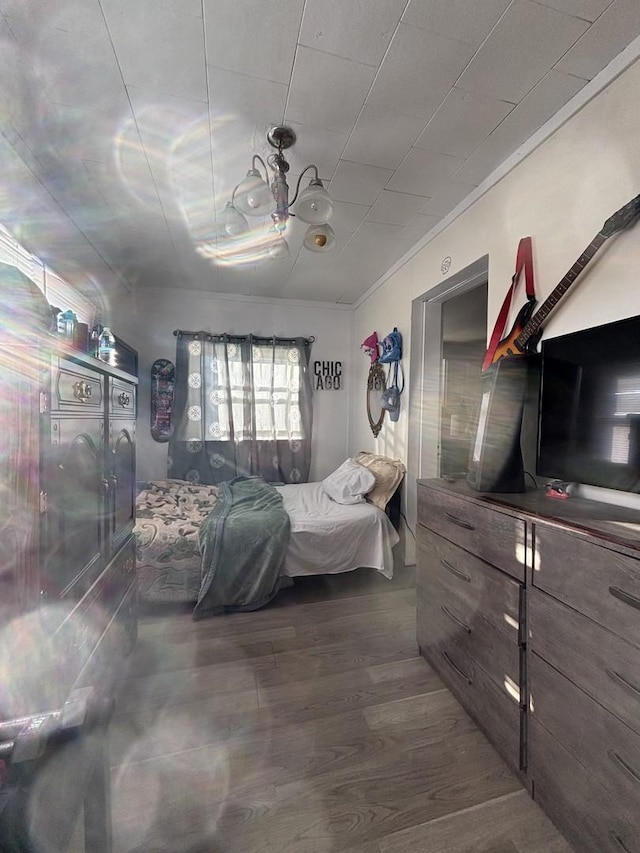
[276,481,399,579]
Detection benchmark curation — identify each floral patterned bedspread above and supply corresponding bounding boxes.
[134,480,219,602]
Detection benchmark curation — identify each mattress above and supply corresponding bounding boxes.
[275,482,399,579]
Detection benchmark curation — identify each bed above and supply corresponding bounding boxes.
[134,453,405,612]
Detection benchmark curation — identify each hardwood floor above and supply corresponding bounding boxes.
[110,565,572,853]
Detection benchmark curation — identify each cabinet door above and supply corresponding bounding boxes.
[109,419,135,552]
[44,418,105,600]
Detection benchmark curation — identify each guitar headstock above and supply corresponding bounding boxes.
[602,193,640,236]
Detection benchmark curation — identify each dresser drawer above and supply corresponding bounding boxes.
[529,588,640,737]
[418,577,521,701]
[417,526,522,643]
[531,652,640,816]
[417,485,525,580]
[110,379,136,417]
[534,525,640,648]
[420,634,521,773]
[53,359,104,412]
[531,717,640,853]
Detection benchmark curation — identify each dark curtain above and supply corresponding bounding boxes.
[168,332,313,485]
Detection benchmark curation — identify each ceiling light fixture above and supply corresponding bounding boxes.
[219,125,336,260]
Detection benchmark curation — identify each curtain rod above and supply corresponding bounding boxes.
[173,330,315,345]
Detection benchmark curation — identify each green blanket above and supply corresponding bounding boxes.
[193,476,290,619]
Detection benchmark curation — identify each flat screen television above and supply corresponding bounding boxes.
[537,314,640,493]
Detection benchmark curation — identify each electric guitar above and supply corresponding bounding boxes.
[487,193,640,366]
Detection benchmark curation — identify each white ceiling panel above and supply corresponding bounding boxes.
[2,1,640,304]
[387,149,465,196]
[420,180,479,216]
[101,0,207,101]
[285,47,377,134]
[530,0,613,22]
[207,66,287,125]
[342,105,426,170]
[414,87,515,159]
[329,161,394,206]
[398,213,443,244]
[402,0,511,47]
[202,0,304,85]
[299,0,405,67]
[554,0,640,80]
[281,122,350,182]
[454,68,588,186]
[330,201,371,235]
[366,190,429,226]
[456,0,589,103]
[366,23,476,119]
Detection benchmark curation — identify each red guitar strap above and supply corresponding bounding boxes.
[482,237,535,372]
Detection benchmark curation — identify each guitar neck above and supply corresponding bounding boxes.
[515,232,607,349]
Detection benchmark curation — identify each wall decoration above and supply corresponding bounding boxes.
[366,362,386,437]
[441,256,452,274]
[313,360,342,390]
[150,358,175,442]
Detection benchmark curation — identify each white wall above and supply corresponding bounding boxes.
[351,56,640,481]
[132,287,352,483]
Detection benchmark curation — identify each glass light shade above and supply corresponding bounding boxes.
[295,179,333,224]
[267,228,290,260]
[303,223,336,253]
[234,168,273,216]
[221,201,249,238]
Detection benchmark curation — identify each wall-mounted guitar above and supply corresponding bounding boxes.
[486,193,640,368]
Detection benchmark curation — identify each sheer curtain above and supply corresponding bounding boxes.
[168,332,313,485]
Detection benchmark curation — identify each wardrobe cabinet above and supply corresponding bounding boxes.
[417,478,640,853]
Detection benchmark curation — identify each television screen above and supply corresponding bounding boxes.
[537,315,640,493]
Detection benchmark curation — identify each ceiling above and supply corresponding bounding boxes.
[1,0,640,306]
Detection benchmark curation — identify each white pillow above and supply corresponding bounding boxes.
[322,458,376,505]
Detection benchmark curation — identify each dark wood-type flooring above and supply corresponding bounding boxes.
[109,564,573,853]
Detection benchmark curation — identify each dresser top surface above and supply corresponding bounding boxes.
[418,477,640,554]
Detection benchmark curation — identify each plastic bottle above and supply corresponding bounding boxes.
[98,327,116,364]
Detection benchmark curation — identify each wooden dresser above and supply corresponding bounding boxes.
[0,316,138,850]
[417,478,640,853]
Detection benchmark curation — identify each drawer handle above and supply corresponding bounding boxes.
[73,380,92,402]
[440,558,471,583]
[606,668,640,700]
[609,586,640,611]
[118,392,131,407]
[610,831,632,852]
[441,604,471,634]
[445,512,475,531]
[608,750,640,788]
[442,650,472,685]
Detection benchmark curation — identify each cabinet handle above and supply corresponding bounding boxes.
[610,831,632,852]
[73,380,92,402]
[118,392,131,407]
[445,512,475,531]
[440,558,471,583]
[100,478,110,495]
[609,586,640,611]
[441,604,471,634]
[606,668,640,701]
[608,750,640,787]
[442,650,472,685]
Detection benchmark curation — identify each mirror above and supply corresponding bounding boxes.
[367,363,386,437]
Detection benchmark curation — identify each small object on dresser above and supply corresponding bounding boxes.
[73,322,89,353]
[97,327,116,365]
[56,309,77,340]
[545,479,571,499]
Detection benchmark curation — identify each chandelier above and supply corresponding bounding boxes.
[219,125,336,261]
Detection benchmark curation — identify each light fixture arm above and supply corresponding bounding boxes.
[289,165,320,209]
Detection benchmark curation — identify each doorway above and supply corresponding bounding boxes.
[406,256,488,544]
